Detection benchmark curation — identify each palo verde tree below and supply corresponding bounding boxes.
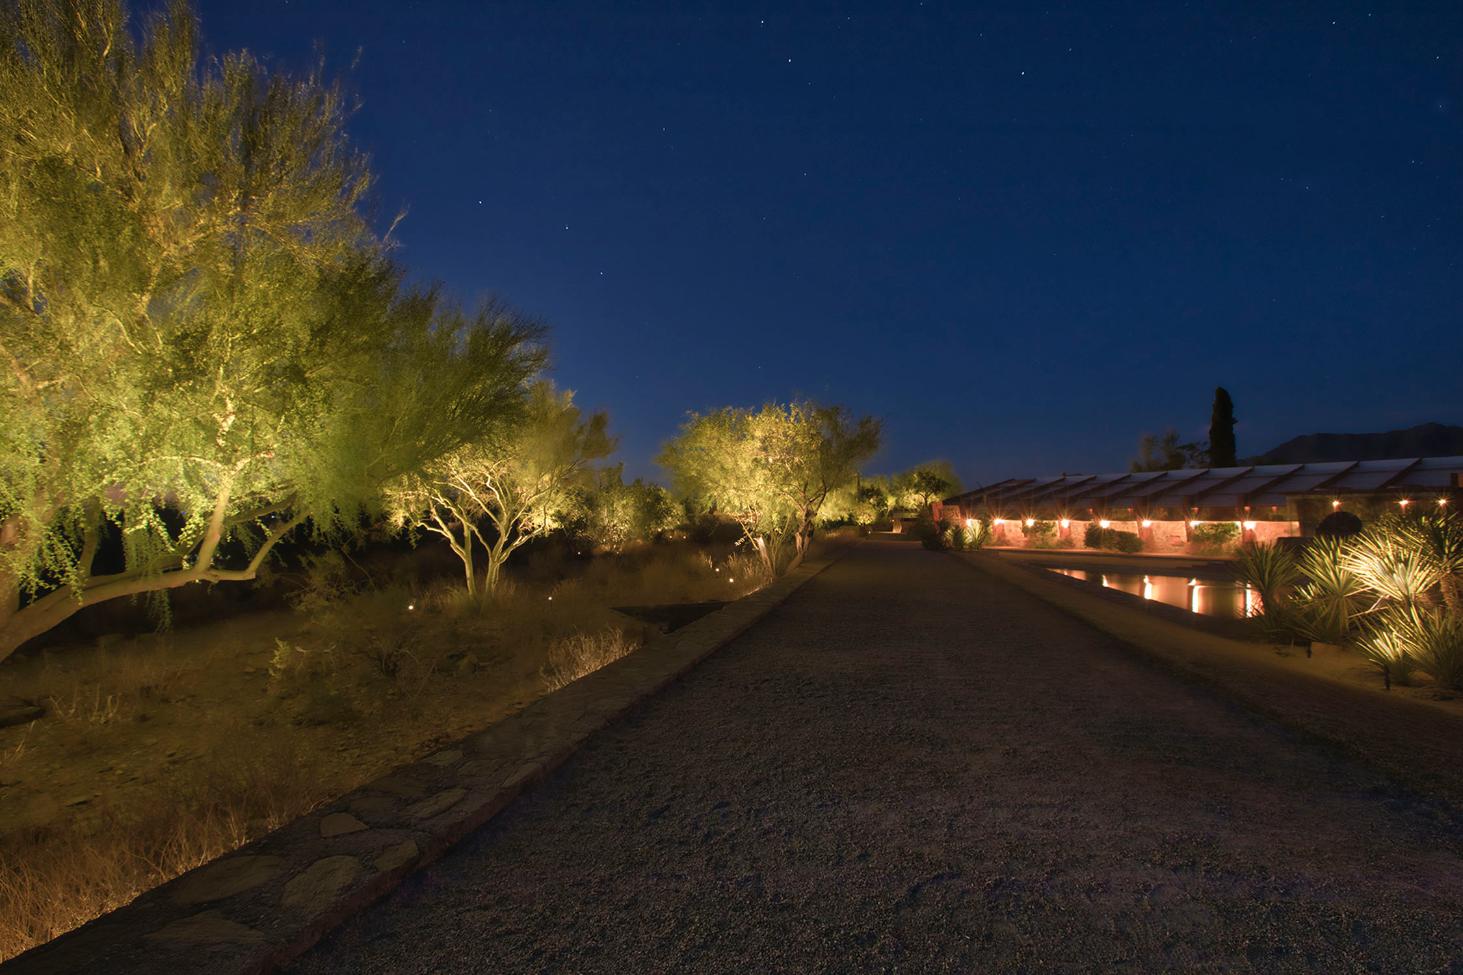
[0,0,542,659]
[896,461,962,513]
[389,382,614,594]
[659,401,880,577]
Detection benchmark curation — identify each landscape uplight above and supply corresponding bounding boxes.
[1331,499,1342,509]
[1024,517,1035,527]
[1098,518,1111,528]
[1398,499,1411,509]
[1188,520,1201,528]
[1242,520,1256,530]
[1059,518,1070,528]
[1140,519,1152,528]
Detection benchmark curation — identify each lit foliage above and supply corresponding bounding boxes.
[388,383,614,593]
[0,1,543,657]
[1267,512,1463,689]
[581,466,682,552]
[895,461,962,513]
[659,402,880,577]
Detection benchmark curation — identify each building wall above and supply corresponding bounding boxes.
[942,510,1301,554]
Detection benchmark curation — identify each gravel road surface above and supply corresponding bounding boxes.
[292,541,1463,974]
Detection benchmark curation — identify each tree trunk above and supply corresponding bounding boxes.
[483,545,506,593]
[461,539,477,596]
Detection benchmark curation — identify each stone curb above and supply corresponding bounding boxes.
[4,548,849,975]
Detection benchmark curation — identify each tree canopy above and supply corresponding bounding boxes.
[659,402,879,576]
[0,0,543,657]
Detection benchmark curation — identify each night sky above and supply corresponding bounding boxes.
[197,1,1463,485]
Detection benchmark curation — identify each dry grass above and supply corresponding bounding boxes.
[0,735,324,960]
[540,628,637,691]
[0,540,767,963]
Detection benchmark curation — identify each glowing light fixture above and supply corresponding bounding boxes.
[1140,519,1152,528]
[1098,518,1111,529]
[407,602,416,611]
[1398,498,1411,509]
[1059,518,1070,529]
[1331,499,1342,509]
[1024,517,1035,527]
[992,517,1005,525]
[1242,520,1256,530]
[1188,520,1201,528]
[1439,498,1449,507]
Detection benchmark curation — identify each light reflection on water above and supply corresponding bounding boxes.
[1048,568,1259,619]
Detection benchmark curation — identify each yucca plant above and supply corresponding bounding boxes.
[1292,536,1366,646]
[1342,517,1445,606]
[1353,606,1420,690]
[1400,511,1463,613]
[1405,605,1463,691]
[1235,541,1303,646]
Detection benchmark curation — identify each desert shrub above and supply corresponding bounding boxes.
[1315,510,1364,538]
[1084,526,1142,553]
[541,628,637,691]
[1235,542,1300,615]
[1189,521,1240,552]
[1022,520,1057,547]
[915,518,945,550]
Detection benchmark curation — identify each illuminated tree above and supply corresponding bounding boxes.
[896,461,962,512]
[659,402,879,577]
[0,1,543,658]
[390,383,614,593]
[1131,430,1207,472]
[582,468,681,551]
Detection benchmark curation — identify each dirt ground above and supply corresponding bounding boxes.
[0,539,769,961]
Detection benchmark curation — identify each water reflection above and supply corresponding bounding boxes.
[1050,568,1258,619]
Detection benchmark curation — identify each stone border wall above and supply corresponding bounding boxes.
[3,549,848,975]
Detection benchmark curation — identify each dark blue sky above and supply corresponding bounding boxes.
[198,1,1463,485]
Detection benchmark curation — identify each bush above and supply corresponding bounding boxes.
[1189,521,1240,552]
[1084,525,1142,553]
[1022,520,1057,547]
[541,628,637,691]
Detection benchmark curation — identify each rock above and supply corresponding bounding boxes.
[0,701,44,729]
[145,910,266,945]
[405,787,466,822]
[171,855,285,906]
[372,839,419,873]
[281,856,363,914]
[349,796,400,823]
[318,812,368,838]
[424,748,462,767]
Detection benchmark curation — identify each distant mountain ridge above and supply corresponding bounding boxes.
[1250,423,1463,465]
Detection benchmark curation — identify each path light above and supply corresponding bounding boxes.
[407,602,416,611]
[1440,498,1449,507]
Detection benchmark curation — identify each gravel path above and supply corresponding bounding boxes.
[292,541,1463,974]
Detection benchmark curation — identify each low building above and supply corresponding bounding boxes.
[932,457,1463,553]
